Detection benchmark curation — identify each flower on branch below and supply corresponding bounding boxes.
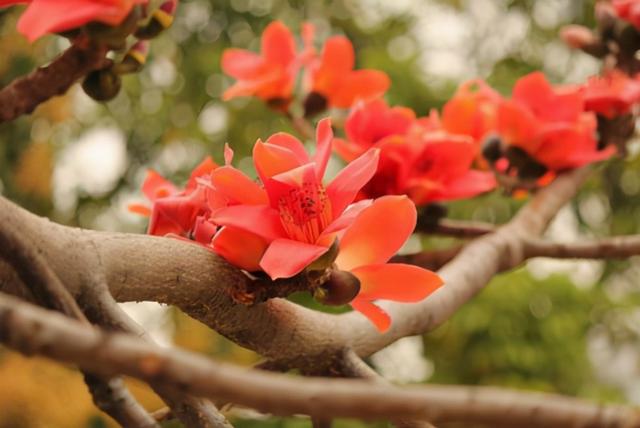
[334,99,496,205]
[221,20,390,115]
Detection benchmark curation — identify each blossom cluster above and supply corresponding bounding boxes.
[131,119,443,332]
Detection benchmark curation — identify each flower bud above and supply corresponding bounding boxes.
[135,0,177,40]
[113,41,149,74]
[314,270,361,306]
[303,91,328,118]
[481,134,504,163]
[82,68,122,101]
[504,146,547,180]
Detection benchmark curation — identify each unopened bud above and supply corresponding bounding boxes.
[314,270,361,306]
[561,25,597,49]
[114,41,149,74]
[82,68,122,101]
[303,91,328,118]
[481,134,504,163]
[504,146,547,180]
[266,97,292,113]
[135,0,177,39]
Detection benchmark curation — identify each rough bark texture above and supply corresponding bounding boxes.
[0,39,110,123]
[1,293,639,427]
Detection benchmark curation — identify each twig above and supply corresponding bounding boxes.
[391,246,463,270]
[289,114,315,140]
[523,235,640,259]
[0,215,158,427]
[417,218,496,238]
[0,37,110,123]
[0,293,638,428]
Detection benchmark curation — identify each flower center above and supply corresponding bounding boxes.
[278,181,332,244]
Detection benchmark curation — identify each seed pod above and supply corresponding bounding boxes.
[82,68,122,101]
[303,92,328,118]
[314,270,361,306]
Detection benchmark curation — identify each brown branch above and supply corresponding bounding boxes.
[0,212,158,427]
[416,218,496,238]
[391,246,463,270]
[80,284,233,428]
[523,235,640,259]
[1,292,638,428]
[0,167,591,369]
[0,37,110,124]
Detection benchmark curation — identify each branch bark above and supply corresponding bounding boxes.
[0,167,591,369]
[0,211,158,427]
[0,38,110,123]
[523,235,640,259]
[1,293,638,428]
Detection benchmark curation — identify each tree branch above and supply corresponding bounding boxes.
[0,211,158,427]
[0,167,591,369]
[523,235,640,259]
[0,37,110,124]
[0,292,638,428]
[416,218,496,238]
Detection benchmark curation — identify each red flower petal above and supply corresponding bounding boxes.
[210,166,268,205]
[350,299,391,332]
[221,49,266,80]
[211,204,285,242]
[336,195,416,271]
[253,139,305,184]
[351,263,443,302]
[261,21,296,66]
[329,70,391,108]
[326,148,380,217]
[314,118,333,180]
[259,239,329,279]
[265,133,309,164]
[142,170,177,202]
[212,226,269,272]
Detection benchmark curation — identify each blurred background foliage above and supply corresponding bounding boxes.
[3,0,640,427]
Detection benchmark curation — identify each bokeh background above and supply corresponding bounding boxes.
[2,0,640,427]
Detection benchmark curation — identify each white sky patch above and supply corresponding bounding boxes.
[371,336,433,383]
[53,127,128,213]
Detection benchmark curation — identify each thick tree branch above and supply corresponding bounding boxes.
[0,38,110,124]
[0,213,158,427]
[1,293,638,428]
[0,167,591,369]
[523,235,640,259]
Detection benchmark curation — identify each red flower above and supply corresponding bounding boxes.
[613,0,640,30]
[497,72,615,171]
[129,157,218,244]
[221,21,298,103]
[441,79,502,144]
[334,195,443,332]
[306,36,390,108]
[212,118,381,279]
[334,99,496,205]
[334,99,415,162]
[582,71,640,118]
[0,0,146,42]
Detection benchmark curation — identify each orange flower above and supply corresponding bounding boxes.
[582,71,640,118]
[334,99,496,205]
[221,21,298,103]
[612,0,640,30]
[0,0,146,42]
[496,72,615,171]
[212,118,381,279]
[441,79,502,144]
[305,36,390,109]
[335,195,443,332]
